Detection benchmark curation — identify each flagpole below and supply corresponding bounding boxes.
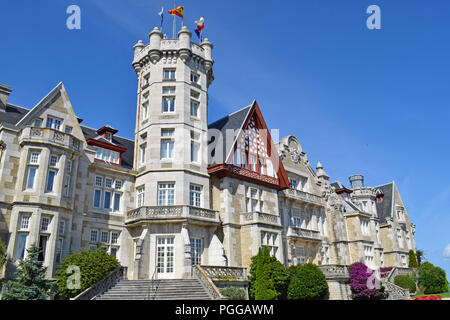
[172,0,176,38]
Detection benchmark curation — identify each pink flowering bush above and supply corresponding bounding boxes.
[349,262,387,300]
[380,267,393,278]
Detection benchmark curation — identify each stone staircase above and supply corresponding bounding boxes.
[95,278,213,300]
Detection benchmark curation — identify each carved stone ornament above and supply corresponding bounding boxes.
[290,150,301,164]
[326,192,345,213]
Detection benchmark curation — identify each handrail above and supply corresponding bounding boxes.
[147,267,159,300]
[71,266,125,300]
[192,265,227,300]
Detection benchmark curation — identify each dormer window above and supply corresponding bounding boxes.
[105,132,112,142]
[95,147,120,164]
[46,116,62,131]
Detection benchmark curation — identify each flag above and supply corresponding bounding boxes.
[158,7,164,27]
[168,6,184,19]
[194,17,205,41]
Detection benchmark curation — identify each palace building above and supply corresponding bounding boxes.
[0,25,416,282]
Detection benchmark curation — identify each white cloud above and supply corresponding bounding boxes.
[443,244,450,260]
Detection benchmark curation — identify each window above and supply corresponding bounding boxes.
[190,184,202,207]
[19,215,31,230]
[34,119,42,127]
[190,238,202,265]
[158,183,175,206]
[101,231,109,243]
[163,87,175,95]
[93,189,102,208]
[190,100,199,117]
[40,216,51,232]
[66,160,72,173]
[111,232,119,244]
[362,201,368,212]
[46,116,62,130]
[104,191,112,209]
[114,180,122,190]
[163,69,176,80]
[95,147,120,164]
[38,235,48,262]
[90,230,98,242]
[292,216,302,228]
[360,218,370,236]
[137,186,145,207]
[397,228,403,248]
[190,131,200,163]
[161,129,174,159]
[298,177,307,191]
[289,178,298,190]
[140,143,146,164]
[247,188,260,212]
[266,159,274,177]
[249,155,256,171]
[49,155,59,167]
[15,233,28,260]
[260,231,278,257]
[26,166,37,189]
[63,174,71,197]
[142,102,149,119]
[29,152,40,164]
[105,132,112,142]
[65,126,73,134]
[190,90,200,99]
[142,73,150,87]
[59,221,65,235]
[162,97,175,113]
[46,170,57,192]
[95,176,103,187]
[364,246,374,267]
[105,178,113,189]
[191,72,199,84]
[56,238,64,263]
[113,193,121,211]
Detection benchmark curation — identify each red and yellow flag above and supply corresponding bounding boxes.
[168,6,184,18]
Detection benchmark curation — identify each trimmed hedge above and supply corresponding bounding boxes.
[55,249,120,299]
[219,287,247,300]
[394,275,416,293]
[287,263,328,300]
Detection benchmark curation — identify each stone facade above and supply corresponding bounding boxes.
[0,25,416,283]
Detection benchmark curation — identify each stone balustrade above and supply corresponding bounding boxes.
[290,227,321,241]
[200,265,248,281]
[241,211,281,226]
[280,188,323,206]
[20,126,81,152]
[319,265,350,279]
[192,265,227,300]
[126,205,220,225]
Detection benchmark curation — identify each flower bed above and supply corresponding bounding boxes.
[412,295,442,300]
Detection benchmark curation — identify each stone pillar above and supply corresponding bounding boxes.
[181,223,192,278]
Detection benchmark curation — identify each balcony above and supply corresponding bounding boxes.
[240,211,281,227]
[288,227,321,241]
[319,265,349,279]
[19,126,81,152]
[280,188,323,206]
[126,205,220,225]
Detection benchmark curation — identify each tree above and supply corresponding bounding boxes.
[408,250,418,268]
[0,240,7,270]
[394,275,417,294]
[254,246,278,300]
[287,263,328,300]
[418,262,449,294]
[55,248,120,299]
[416,250,425,267]
[2,243,56,300]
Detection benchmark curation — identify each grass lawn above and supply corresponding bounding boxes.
[412,292,450,299]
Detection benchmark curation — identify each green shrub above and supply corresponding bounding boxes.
[408,250,418,268]
[418,262,449,294]
[219,287,247,300]
[55,249,120,299]
[249,247,289,300]
[287,263,328,300]
[254,247,278,300]
[394,275,417,293]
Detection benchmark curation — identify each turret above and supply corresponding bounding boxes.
[177,26,192,62]
[148,27,163,63]
[200,38,214,71]
[349,174,364,189]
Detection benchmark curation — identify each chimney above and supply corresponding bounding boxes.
[0,84,12,112]
[349,174,364,189]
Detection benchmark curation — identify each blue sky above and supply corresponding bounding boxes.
[1,0,449,275]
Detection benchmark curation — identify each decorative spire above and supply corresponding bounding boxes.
[316,161,329,180]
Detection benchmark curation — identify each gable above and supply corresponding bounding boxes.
[208,100,289,190]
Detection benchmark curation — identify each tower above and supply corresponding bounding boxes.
[128,26,223,280]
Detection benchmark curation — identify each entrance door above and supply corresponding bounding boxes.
[156,237,174,278]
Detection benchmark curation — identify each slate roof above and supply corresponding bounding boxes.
[0,104,30,127]
[207,105,252,165]
[331,181,345,190]
[0,104,135,170]
[375,182,394,224]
